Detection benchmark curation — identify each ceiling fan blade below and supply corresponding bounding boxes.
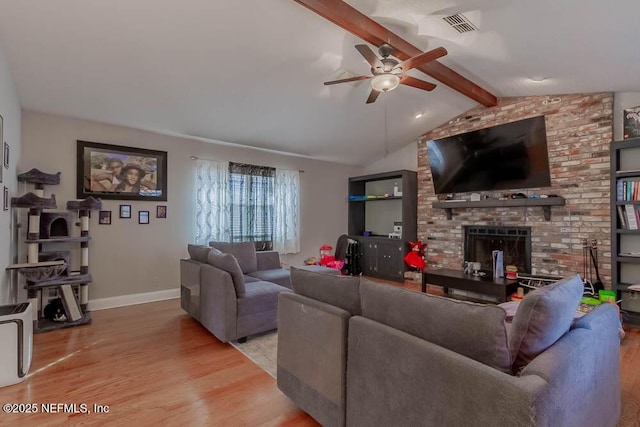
[394,47,447,72]
[355,44,383,70]
[292,0,497,107]
[400,76,437,92]
[324,75,372,85]
[366,89,380,104]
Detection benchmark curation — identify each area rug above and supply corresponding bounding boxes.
[230,331,278,378]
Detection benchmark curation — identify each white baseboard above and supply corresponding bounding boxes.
[88,288,180,311]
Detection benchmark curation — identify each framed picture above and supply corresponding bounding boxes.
[119,204,131,218]
[3,186,8,211]
[623,106,640,140]
[139,210,149,224]
[77,140,168,201]
[156,205,167,218]
[3,141,8,169]
[98,210,112,225]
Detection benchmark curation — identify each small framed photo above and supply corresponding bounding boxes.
[3,186,8,211]
[156,205,167,218]
[624,106,640,140]
[119,204,131,218]
[139,210,149,224]
[3,141,8,169]
[98,210,112,225]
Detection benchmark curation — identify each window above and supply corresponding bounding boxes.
[228,162,275,249]
[194,159,300,253]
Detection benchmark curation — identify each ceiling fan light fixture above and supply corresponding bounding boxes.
[371,74,400,92]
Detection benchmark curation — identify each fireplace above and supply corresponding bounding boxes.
[464,226,531,274]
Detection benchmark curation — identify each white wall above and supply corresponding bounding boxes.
[614,92,640,140]
[0,41,21,305]
[21,111,357,300]
[358,142,417,175]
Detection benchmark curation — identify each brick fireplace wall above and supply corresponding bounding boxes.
[418,93,613,284]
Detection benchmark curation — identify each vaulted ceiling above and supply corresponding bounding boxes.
[0,0,638,165]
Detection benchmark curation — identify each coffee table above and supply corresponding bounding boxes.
[422,268,518,303]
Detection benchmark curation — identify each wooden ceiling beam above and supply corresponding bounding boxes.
[293,0,498,107]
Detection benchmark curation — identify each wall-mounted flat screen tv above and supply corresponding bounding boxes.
[427,116,551,194]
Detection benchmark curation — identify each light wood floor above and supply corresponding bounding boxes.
[1,282,638,426]
[0,299,316,426]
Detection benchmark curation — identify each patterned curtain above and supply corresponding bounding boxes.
[228,163,275,246]
[194,159,230,245]
[274,168,300,254]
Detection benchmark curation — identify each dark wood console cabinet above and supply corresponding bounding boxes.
[348,170,417,282]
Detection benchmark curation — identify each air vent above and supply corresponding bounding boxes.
[442,13,477,33]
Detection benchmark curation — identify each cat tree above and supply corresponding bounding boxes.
[8,168,101,332]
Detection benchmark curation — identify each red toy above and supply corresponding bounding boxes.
[404,241,426,270]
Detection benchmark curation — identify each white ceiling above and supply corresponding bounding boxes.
[0,0,639,165]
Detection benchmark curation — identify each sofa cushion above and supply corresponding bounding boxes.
[243,275,261,283]
[290,266,361,315]
[207,249,246,297]
[187,244,211,263]
[247,269,292,288]
[509,274,584,373]
[209,242,258,273]
[238,281,291,318]
[360,280,512,373]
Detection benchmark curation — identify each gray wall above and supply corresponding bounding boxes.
[0,40,21,305]
[358,142,417,175]
[21,111,357,300]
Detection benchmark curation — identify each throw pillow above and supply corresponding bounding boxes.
[290,266,361,315]
[207,249,246,297]
[187,244,211,263]
[509,274,584,373]
[209,242,258,273]
[360,279,513,373]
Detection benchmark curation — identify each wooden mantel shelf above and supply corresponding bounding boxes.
[432,197,566,221]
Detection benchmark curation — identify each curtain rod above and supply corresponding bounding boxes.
[189,156,304,173]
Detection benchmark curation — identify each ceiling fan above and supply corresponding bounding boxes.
[324,43,447,104]
[294,0,497,107]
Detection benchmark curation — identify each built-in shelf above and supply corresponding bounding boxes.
[348,170,417,283]
[616,229,640,234]
[25,236,91,244]
[432,197,566,221]
[348,196,403,202]
[612,137,640,327]
[616,171,640,178]
[616,201,640,206]
[615,256,640,264]
[615,282,640,291]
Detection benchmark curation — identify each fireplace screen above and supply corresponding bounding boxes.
[464,226,531,274]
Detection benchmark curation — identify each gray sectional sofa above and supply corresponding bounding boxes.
[277,268,621,427]
[180,242,292,343]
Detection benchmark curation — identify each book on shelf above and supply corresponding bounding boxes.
[617,180,624,200]
[618,205,628,229]
[618,178,640,201]
[616,204,640,229]
[625,204,639,229]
